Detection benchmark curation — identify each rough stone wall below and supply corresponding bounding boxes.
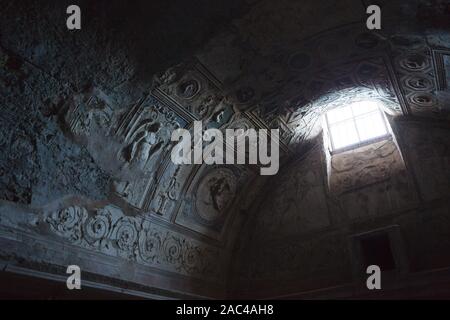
[0,0,249,206]
[0,0,252,298]
[0,0,449,299]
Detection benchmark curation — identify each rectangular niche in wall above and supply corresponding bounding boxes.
[360,233,396,271]
[349,225,408,282]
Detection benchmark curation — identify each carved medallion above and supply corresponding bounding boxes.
[195,169,237,224]
[83,207,112,246]
[399,54,430,71]
[46,206,87,243]
[409,93,437,107]
[176,79,200,99]
[404,76,433,91]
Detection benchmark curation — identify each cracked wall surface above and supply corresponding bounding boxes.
[0,0,449,298]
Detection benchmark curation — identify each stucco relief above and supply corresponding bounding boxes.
[153,62,225,121]
[277,58,403,150]
[113,99,185,210]
[393,49,441,115]
[326,135,422,219]
[123,127,160,171]
[194,168,237,225]
[252,146,330,239]
[176,79,201,100]
[404,75,434,91]
[329,140,405,194]
[1,202,224,280]
[153,166,182,216]
[174,166,252,240]
[399,53,431,72]
[64,87,115,137]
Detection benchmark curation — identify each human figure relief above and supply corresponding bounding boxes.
[167,166,181,201]
[155,167,181,215]
[127,125,161,171]
[205,177,233,213]
[195,169,237,223]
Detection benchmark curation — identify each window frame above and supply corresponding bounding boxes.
[324,101,392,155]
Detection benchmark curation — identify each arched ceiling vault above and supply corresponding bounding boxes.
[147,0,450,251]
[0,0,449,298]
[148,0,450,289]
[123,0,450,291]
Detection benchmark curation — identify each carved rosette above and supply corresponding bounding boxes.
[182,245,201,271]
[136,226,222,276]
[111,217,140,260]
[113,98,185,211]
[398,53,431,72]
[83,208,112,248]
[46,206,87,243]
[194,168,237,226]
[138,228,161,263]
[162,234,183,264]
[64,88,114,137]
[42,205,221,279]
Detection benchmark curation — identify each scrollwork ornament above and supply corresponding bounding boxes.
[83,208,112,247]
[182,246,200,271]
[46,206,87,243]
[40,204,221,279]
[162,235,182,264]
[112,217,139,259]
[138,229,161,263]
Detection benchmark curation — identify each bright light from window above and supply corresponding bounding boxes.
[325,101,390,151]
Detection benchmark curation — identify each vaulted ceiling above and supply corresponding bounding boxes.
[0,0,449,298]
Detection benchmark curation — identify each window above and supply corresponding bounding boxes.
[324,101,390,152]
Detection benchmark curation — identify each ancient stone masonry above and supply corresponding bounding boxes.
[196,13,450,153]
[47,205,222,278]
[24,54,264,292]
[394,49,439,114]
[152,61,228,123]
[111,96,186,212]
[176,166,250,240]
[328,140,409,194]
[152,166,182,216]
